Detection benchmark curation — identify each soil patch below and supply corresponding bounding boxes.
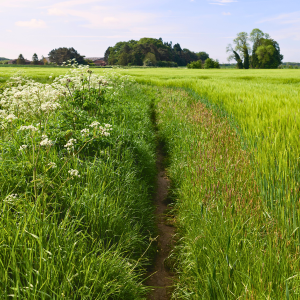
[146,148,175,300]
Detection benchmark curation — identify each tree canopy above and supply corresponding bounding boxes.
[48,47,85,65]
[17,54,25,65]
[105,37,208,67]
[31,53,39,65]
[227,29,283,69]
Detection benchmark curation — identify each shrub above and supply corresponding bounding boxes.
[143,53,157,66]
[157,61,178,67]
[204,58,220,69]
[187,60,203,69]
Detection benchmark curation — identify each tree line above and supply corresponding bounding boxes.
[104,37,210,67]
[227,28,283,69]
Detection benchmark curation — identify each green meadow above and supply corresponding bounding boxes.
[1,66,300,298]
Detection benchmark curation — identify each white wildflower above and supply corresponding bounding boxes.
[68,169,80,177]
[81,128,89,136]
[19,145,28,151]
[5,114,17,122]
[47,162,57,169]
[41,102,61,112]
[0,110,7,118]
[64,138,77,151]
[89,121,100,128]
[19,125,38,131]
[40,138,53,147]
[4,194,18,203]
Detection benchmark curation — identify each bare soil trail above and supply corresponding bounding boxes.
[146,148,175,300]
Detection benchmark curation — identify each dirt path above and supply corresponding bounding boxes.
[146,149,175,300]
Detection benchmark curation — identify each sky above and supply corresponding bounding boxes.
[0,0,299,63]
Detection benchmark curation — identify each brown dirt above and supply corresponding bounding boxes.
[146,149,175,300]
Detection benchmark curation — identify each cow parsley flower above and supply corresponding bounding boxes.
[5,114,17,122]
[64,138,77,151]
[81,128,89,137]
[89,121,100,128]
[41,102,61,112]
[40,138,53,147]
[19,145,28,151]
[19,125,38,131]
[68,169,80,177]
[4,194,18,203]
[47,162,57,169]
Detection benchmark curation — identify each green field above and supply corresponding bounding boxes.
[1,66,300,298]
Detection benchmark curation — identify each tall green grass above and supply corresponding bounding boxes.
[0,74,156,299]
[127,69,300,238]
[152,87,300,299]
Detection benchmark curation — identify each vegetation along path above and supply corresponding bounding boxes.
[146,96,175,300]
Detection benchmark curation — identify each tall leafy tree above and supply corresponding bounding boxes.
[226,44,243,69]
[104,47,111,63]
[48,47,85,65]
[31,53,39,65]
[255,38,283,68]
[17,54,25,65]
[196,52,209,62]
[233,32,250,69]
[250,28,265,68]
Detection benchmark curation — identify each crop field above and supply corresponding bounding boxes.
[1,66,300,298]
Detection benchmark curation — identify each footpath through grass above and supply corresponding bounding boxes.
[152,87,300,299]
[0,69,157,299]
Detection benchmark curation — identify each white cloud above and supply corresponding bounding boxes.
[257,12,300,42]
[258,11,300,24]
[15,19,47,28]
[46,3,158,30]
[210,0,237,5]
[0,0,46,8]
[222,12,231,15]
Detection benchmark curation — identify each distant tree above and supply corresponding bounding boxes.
[143,52,157,66]
[233,32,250,69]
[17,54,26,65]
[197,52,209,62]
[187,60,202,69]
[104,47,111,63]
[255,38,283,68]
[31,53,39,65]
[226,44,243,69]
[48,47,85,65]
[250,28,266,68]
[204,58,220,69]
[173,43,182,52]
[118,52,128,66]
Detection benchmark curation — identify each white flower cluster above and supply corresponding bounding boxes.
[100,124,113,137]
[19,125,38,132]
[52,65,111,94]
[47,162,57,169]
[68,169,80,177]
[0,76,62,120]
[81,128,89,137]
[4,194,18,203]
[41,102,61,113]
[5,114,18,122]
[89,121,112,136]
[64,138,77,152]
[62,58,78,68]
[89,121,100,128]
[19,145,28,152]
[40,137,53,147]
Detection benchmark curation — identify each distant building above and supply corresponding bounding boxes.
[8,59,31,65]
[85,57,107,66]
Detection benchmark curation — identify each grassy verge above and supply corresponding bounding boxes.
[0,71,156,299]
[153,87,299,299]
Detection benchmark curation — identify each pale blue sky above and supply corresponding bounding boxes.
[1,0,299,62]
